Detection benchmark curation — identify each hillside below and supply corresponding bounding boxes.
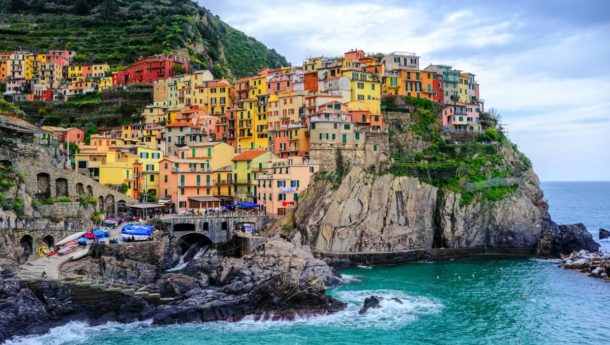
[0,0,288,78]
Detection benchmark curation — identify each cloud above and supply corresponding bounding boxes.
[200,0,610,181]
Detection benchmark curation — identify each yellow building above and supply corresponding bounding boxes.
[231,150,277,201]
[133,147,164,200]
[343,69,381,114]
[236,100,254,150]
[98,77,113,91]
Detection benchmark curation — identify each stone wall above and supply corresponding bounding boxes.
[309,131,390,172]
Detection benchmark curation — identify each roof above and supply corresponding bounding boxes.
[129,203,166,209]
[166,121,196,128]
[188,196,221,203]
[232,149,267,162]
[207,79,230,87]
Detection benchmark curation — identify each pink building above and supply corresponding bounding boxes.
[441,103,482,133]
[42,126,84,143]
[256,156,319,215]
[47,50,72,67]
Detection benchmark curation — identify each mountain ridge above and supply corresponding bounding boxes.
[0,0,289,78]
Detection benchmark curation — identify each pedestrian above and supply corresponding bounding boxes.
[41,271,47,279]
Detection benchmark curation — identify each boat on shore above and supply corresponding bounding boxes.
[56,231,87,246]
[58,243,79,256]
[69,248,90,261]
[121,223,154,241]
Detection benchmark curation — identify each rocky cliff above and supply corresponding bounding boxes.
[294,100,598,258]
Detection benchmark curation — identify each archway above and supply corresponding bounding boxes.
[36,173,51,200]
[117,200,128,213]
[56,178,68,197]
[38,235,54,257]
[176,232,213,252]
[19,235,33,260]
[221,221,228,231]
[104,195,115,216]
[203,222,209,231]
[86,185,93,196]
[76,183,84,195]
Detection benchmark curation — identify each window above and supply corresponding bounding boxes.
[164,175,168,183]
[342,134,347,143]
[309,167,314,173]
[357,95,364,100]
[357,82,364,89]
[149,175,154,182]
[355,132,360,140]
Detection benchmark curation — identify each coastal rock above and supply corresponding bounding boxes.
[158,273,204,297]
[296,166,549,255]
[561,250,610,280]
[599,228,610,240]
[536,224,600,257]
[359,295,382,314]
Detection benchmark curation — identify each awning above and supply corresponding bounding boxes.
[188,196,222,203]
[129,203,165,209]
[237,201,259,208]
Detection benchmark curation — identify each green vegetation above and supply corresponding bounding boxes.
[91,210,103,224]
[0,162,25,218]
[79,196,97,207]
[17,86,152,128]
[118,183,129,193]
[0,0,288,78]
[387,96,526,205]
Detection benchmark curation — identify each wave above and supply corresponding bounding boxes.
[5,320,153,345]
[337,274,363,284]
[529,257,562,263]
[8,290,442,343]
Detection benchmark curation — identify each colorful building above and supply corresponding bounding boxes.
[231,150,277,202]
[256,156,318,215]
[112,54,190,86]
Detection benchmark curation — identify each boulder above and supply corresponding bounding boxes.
[599,228,610,240]
[359,295,382,314]
[536,224,599,257]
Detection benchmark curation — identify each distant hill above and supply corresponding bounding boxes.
[0,0,289,78]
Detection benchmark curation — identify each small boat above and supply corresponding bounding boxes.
[121,223,154,241]
[45,250,58,257]
[58,243,79,256]
[121,233,152,242]
[56,231,87,246]
[69,248,90,261]
[102,218,123,227]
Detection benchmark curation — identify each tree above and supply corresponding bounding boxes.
[335,149,346,178]
[84,124,97,145]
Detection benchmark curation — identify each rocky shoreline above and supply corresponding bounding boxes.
[0,221,604,343]
[561,250,610,281]
[0,238,346,343]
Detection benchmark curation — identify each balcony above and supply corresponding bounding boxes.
[171,167,212,173]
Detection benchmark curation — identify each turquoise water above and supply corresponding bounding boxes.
[8,182,610,345]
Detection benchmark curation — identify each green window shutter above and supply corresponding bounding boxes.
[191,149,195,157]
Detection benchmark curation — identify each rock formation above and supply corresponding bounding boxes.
[0,237,345,343]
[599,228,610,240]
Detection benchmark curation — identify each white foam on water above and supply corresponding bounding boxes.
[338,273,363,283]
[355,265,373,269]
[529,258,562,263]
[167,245,207,272]
[9,290,442,342]
[5,320,153,345]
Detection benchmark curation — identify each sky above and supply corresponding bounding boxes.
[200,0,610,181]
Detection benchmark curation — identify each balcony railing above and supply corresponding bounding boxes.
[171,167,212,173]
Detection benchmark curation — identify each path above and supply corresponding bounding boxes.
[18,253,73,280]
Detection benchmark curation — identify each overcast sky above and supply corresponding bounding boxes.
[201,0,610,181]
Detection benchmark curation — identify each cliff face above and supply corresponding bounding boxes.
[296,164,549,254]
[295,101,562,256]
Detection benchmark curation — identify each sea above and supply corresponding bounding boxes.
[7,182,610,345]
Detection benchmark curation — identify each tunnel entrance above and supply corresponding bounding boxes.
[173,223,196,232]
[19,235,33,260]
[176,233,213,253]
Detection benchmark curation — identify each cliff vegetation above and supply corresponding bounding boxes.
[0,0,288,78]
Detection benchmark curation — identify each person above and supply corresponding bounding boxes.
[41,271,47,279]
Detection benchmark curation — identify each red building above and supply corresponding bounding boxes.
[432,73,444,103]
[112,54,190,86]
[303,72,318,93]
